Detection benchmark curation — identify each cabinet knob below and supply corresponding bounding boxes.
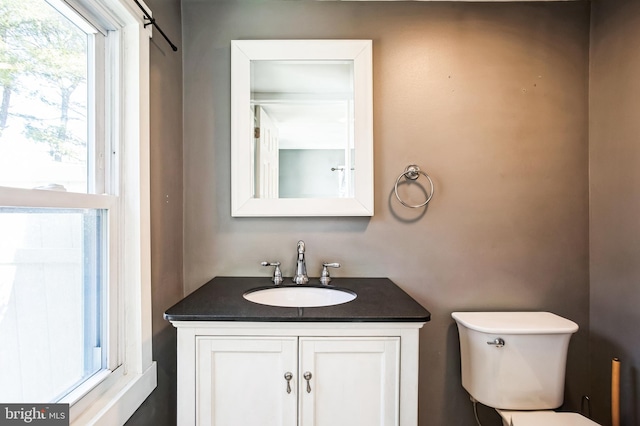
[284,372,293,394]
[303,371,312,393]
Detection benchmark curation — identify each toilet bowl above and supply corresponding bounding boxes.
[452,312,601,426]
[497,409,600,426]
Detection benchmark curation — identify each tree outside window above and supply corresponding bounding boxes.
[0,0,88,192]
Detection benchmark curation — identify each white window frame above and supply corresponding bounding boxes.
[0,0,156,424]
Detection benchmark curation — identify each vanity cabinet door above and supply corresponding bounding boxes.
[196,337,298,426]
[299,337,400,426]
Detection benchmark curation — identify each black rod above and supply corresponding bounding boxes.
[132,0,178,52]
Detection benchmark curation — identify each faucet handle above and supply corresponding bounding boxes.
[319,262,340,285]
[261,261,283,285]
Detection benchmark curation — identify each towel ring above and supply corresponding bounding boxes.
[394,165,434,208]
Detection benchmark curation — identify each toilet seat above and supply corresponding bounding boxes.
[497,409,601,426]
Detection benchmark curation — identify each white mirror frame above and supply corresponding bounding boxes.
[231,40,374,217]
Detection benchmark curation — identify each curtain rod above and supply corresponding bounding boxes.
[132,0,178,52]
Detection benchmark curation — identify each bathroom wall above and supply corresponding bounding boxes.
[182,1,591,425]
[125,0,184,424]
[589,0,640,424]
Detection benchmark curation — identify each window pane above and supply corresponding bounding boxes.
[0,0,91,193]
[0,207,106,402]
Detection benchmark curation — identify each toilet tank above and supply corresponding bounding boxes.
[451,312,578,410]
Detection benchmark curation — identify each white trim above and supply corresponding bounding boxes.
[61,370,113,407]
[67,0,155,421]
[70,363,157,426]
[64,0,155,421]
[119,13,153,375]
[0,187,117,209]
[169,321,426,333]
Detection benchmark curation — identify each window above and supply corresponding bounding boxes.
[0,0,155,424]
[0,0,96,193]
[0,208,106,402]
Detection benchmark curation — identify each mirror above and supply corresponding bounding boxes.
[231,40,373,217]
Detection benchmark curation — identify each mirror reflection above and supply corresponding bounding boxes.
[250,60,355,199]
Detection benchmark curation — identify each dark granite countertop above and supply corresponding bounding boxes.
[164,276,431,323]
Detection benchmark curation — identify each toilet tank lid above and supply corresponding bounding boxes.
[451,312,578,334]
[498,410,601,426]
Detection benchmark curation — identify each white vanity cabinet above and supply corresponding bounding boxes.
[173,322,423,426]
[298,337,400,426]
[196,337,298,425]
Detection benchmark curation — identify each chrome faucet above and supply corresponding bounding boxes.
[292,240,309,284]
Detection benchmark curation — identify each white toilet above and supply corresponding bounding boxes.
[451,311,600,426]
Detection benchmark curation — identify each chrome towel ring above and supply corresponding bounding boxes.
[394,165,434,208]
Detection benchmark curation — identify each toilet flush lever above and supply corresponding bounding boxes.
[487,337,505,348]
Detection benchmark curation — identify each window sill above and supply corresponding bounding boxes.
[70,362,157,426]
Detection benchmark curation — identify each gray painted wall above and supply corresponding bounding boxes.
[181,2,591,425]
[590,0,640,424]
[121,1,640,425]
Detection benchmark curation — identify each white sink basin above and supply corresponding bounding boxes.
[243,286,357,308]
